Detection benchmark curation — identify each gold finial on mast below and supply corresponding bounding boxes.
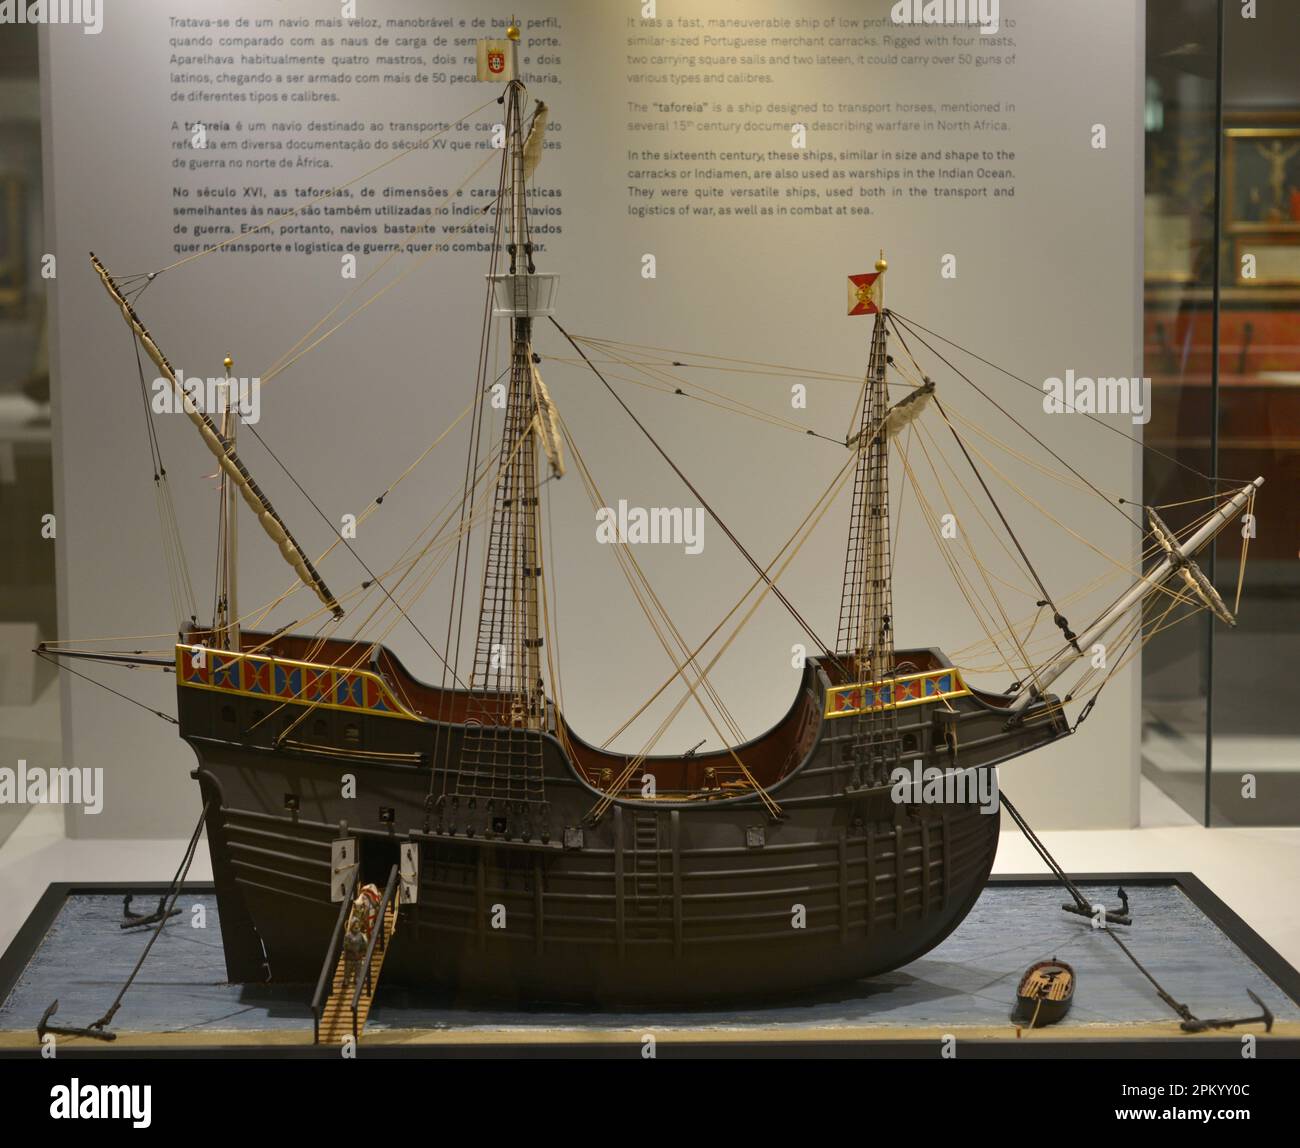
[223,355,233,372]
[875,249,887,273]
[506,17,521,81]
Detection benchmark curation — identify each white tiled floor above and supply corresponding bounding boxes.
[3,783,1298,974]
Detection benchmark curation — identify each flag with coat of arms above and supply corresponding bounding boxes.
[476,40,514,81]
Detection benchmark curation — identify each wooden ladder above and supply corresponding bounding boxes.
[630,812,662,939]
[316,900,398,1045]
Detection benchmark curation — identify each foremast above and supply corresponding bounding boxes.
[837,254,901,787]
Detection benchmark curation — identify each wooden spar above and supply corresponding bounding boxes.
[91,253,344,621]
[1010,476,1264,711]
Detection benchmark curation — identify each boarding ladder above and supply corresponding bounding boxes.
[312,864,400,1045]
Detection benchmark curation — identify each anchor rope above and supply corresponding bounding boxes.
[1000,791,1202,1024]
[551,314,844,675]
[62,800,211,1037]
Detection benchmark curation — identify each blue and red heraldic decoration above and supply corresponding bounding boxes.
[825,667,969,718]
[176,647,418,721]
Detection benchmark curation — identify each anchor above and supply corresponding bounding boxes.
[120,893,181,930]
[1180,990,1275,1034]
[1061,884,1131,927]
[36,1000,116,1043]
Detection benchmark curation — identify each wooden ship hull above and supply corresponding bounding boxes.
[179,632,1070,1005]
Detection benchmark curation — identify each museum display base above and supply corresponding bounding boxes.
[1,876,1297,1058]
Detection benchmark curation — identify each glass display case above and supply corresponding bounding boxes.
[1142,0,1300,826]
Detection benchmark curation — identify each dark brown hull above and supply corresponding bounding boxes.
[180,641,1069,1005]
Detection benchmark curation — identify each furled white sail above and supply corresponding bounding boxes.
[529,361,565,478]
[847,378,935,450]
[523,101,548,181]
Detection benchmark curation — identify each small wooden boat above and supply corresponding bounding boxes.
[1013,959,1075,1028]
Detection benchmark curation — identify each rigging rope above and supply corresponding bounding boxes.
[559,417,779,812]
[888,312,1146,530]
[888,309,1252,489]
[431,118,514,798]
[1001,791,1205,1025]
[82,800,211,1034]
[551,315,844,674]
[36,649,177,725]
[155,100,497,275]
[240,398,485,640]
[129,324,197,630]
[891,326,1079,654]
[560,335,850,446]
[897,426,1030,681]
[238,417,470,688]
[584,448,856,821]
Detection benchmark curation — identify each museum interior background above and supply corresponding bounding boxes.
[0,21,50,850]
[0,1,1296,848]
[1141,0,1300,827]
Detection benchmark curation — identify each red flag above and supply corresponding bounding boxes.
[847,272,880,316]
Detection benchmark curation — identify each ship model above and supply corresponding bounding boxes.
[45,26,1262,1019]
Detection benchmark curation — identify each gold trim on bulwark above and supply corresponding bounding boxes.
[824,667,969,720]
[174,645,423,722]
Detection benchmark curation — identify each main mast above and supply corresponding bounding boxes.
[466,34,545,729]
[457,25,555,836]
[837,253,901,787]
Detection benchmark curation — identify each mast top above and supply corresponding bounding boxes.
[507,22,521,41]
[875,250,888,273]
